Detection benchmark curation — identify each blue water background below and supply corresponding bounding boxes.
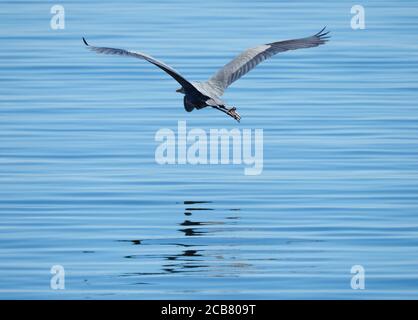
[1,0,418,299]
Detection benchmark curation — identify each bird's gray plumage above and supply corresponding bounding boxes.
[207,27,330,96]
[83,28,330,122]
[82,37,200,95]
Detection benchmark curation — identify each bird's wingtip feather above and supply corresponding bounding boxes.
[316,26,326,35]
[315,26,331,42]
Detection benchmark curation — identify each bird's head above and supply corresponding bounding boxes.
[176,87,185,94]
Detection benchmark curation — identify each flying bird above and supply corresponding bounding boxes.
[83,28,330,122]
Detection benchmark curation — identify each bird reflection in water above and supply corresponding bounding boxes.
[119,200,250,277]
[163,201,216,272]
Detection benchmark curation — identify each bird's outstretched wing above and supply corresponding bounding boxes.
[83,38,199,94]
[207,27,330,96]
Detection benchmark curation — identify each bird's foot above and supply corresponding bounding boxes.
[227,107,241,122]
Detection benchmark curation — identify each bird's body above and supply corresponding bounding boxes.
[182,81,227,112]
[83,28,329,122]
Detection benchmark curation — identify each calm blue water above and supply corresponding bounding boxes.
[1,0,418,299]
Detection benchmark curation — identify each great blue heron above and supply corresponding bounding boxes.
[83,27,329,122]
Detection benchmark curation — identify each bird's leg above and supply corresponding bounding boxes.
[213,105,241,122]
